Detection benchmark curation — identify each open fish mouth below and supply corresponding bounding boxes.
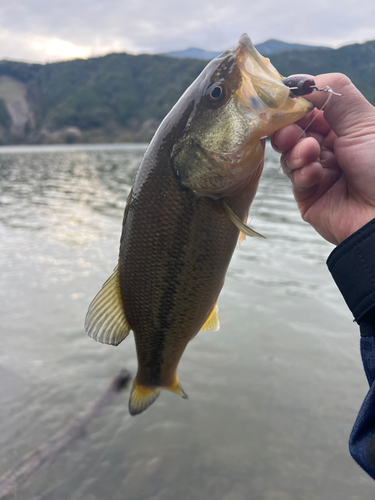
[234,33,314,137]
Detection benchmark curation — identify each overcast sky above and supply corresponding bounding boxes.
[1,0,375,63]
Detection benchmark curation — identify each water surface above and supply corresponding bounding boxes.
[0,143,373,499]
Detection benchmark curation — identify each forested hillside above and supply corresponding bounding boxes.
[0,54,206,144]
[272,40,375,105]
[0,39,374,145]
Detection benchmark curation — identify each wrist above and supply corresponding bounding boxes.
[335,214,375,245]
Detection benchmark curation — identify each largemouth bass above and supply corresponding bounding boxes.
[85,34,313,415]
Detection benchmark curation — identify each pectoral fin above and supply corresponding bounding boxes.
[222,202,266,239]
[201,302,220,331]
[85,264,131,346]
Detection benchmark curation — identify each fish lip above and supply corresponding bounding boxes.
[234,33,314,129]
[235,33,279,82]
[238,33,255,53]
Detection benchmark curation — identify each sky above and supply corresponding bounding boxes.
[1,0,375,64]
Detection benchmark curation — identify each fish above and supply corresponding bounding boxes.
[85,33,314,415]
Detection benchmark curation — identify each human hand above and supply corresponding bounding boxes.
[271,73,375,245]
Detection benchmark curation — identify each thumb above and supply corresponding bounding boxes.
[303,73,375,137]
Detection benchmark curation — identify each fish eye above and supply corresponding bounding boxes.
[211,86,223,99]
[206,83,228,106]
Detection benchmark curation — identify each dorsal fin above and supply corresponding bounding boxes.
[85,265,131,346]
[222,202,266,239]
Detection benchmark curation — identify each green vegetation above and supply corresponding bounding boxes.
[0,53,206,143]
[272,40,375,104]
[0,98,11,130]
[0,39,374,144]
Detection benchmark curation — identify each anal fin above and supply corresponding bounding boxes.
[85,264,131,346]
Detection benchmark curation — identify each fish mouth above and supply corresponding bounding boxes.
[234,33,314,136]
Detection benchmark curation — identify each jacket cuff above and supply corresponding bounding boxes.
[327,218,375,322]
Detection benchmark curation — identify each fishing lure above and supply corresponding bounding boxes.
[281,76,342,97]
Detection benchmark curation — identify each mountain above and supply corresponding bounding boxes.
[162,39,333,60]
[161,48,222,60]
[255,39,332,56]
[0,39,373,145]
[271,39,375,105]
[0,54,207,145]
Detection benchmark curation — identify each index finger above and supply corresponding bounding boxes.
[272,109,330,154]
[294,108,331,135]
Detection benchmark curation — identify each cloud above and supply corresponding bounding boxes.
[1,0,374,63]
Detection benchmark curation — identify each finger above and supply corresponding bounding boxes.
[292,162,324,191]
[321,128,337,151]
[293,109,331,135]
[296,74,375,137]
[272,123,305,153]
[283,161,325,209]
[281,136,321,172]
[293,152,341,208]
[272,110,330,154]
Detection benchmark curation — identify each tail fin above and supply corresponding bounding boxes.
[129,376,188,416]
[166,376,188,399]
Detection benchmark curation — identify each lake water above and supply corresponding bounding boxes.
[0,143,374,500]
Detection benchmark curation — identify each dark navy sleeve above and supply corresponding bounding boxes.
[327,218,375,479]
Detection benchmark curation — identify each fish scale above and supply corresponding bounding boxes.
[120,145,238,385]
